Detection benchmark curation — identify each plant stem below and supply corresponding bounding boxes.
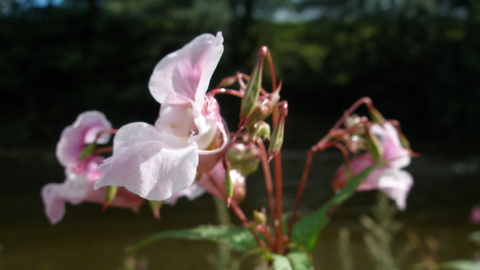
[256,140,277,233]
[288,150,314,238]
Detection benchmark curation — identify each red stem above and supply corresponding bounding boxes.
[92,146,113,156]
[209,88,244,98]
[288,150,314,238]
[271,102,285,254]
[94,129,117,143]
[256,140,277,232]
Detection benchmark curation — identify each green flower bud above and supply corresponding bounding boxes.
[227,143,260,176]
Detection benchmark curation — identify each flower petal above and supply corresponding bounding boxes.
[95,139,199,201]
[377,169,413,210]
[164,183,206,205]
[148,32,224,108]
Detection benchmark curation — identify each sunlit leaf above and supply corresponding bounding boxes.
[129,225,257,254]
[272,254,293,270]
[286,250,311,270]
[440,260,480,270]
[291,160,386,251]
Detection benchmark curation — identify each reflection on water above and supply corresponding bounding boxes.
[1,147,480,269]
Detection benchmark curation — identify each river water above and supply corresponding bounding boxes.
[1,147,480,269]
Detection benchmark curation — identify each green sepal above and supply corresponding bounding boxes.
[104,185,117,205]
[224,167,234,198]
[148,200,164,219]
[79,143,96,160]
[128,225,257,255]
[291,160,387,252]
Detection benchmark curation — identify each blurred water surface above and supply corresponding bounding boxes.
[1,147,480,269]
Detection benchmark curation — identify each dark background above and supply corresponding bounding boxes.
[1,0,480,153]
[1,1,480,269]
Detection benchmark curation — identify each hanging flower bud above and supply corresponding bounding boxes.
[247,121,271,142]
[227,143,260,176]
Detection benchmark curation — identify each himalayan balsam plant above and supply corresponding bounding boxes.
[41,32,416,269]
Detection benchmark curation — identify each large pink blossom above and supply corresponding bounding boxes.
[94,32,228,201]
[332,123,413,210]
[42,157,143,224]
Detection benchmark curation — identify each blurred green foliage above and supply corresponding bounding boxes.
[1,0,479,151]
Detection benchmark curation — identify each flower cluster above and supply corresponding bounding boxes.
[42,31,417,268]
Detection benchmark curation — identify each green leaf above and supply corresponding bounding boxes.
[286,250,311,270]
[291,161,386,251]
[440,260,480,270]
[272,254,293,270]
[129,225,257,254]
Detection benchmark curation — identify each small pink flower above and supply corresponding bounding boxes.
[470,205,480,223]
[333,123,413,210]
[42,157,143,224]
[41,111,143,224]
[56,111,112,168]
[94,32,228,201]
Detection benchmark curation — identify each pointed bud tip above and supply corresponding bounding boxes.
[153,210,161,220]
[226,197,232,207]
[102,202,110,211]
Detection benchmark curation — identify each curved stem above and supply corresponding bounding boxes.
[209,88,244,98]
[256,140,277,230]
[288,150,314,238]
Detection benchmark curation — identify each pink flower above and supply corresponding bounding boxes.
[41,111,143,224]
[94,33,228,201]
[56,111,112,168]
[470,206,480,223]
[42,157,143,224]
[332,123,413,210]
